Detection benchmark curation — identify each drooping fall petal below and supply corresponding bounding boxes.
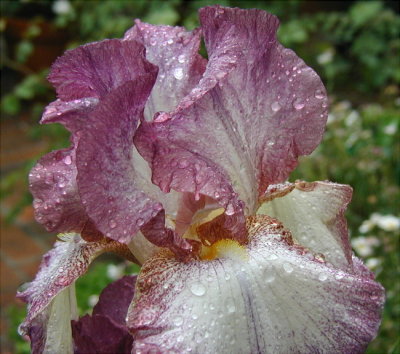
[17,234,134,352]
[127,216,384,353]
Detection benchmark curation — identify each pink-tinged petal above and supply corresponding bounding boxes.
[29,148,87,233]
[49,39,155,101]
[72,276,136,353]
[40,98,98,132]
[124,21,207,120]
[75,76,194,257]
[136,6,328,226]
[75,78,163,244]
[258,181,353,270]
[127,216,384,353]
[17,233,134,351]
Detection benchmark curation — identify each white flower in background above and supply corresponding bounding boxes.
[384,123,397,135]
[345,110,360,126]
[317,48,334,65]
[366,258,382,270]
[351,236,380,257]
[376,215,400,232]
[88,294,99,307]
[106,264,124,280]
[52,0,71,15]
[335,100,352,112]
[359,219,375,233]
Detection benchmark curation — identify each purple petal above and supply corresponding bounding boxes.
[29,148,87,233]
[258,181,354,270]
[92,275,136,325]
[72,314,133,354]
[40,97,98,132]
[124,21,207,120]
[135,6,328,235]
[75,78,161,243]
[127,216,384,353]
[49,39,155,101]
[17,233,134,351]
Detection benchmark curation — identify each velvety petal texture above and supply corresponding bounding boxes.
[128,216,384,353]
[17,234,134,352]
[72,275,136,353]
[135,6,329,234]
[258,180,353,270]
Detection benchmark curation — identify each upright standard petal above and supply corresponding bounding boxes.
[49,39,155,101]
[135,6,328,240]
[75,76,194,257]
[30,38,158,235]
[258,180,353,270]
[125,21,207,120]
[17,234,134,352]
[127,216,384,353]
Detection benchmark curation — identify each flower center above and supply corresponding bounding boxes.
[200,239,248,261]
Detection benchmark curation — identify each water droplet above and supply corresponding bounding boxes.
[283,263,294,274]
[154,111,170,122]
[173,67,184,80]
[271,101,281,112]
[190,282,206,296]
[267,254,278,261]
[226,298,236,313]
[109,220,117,229]
[167,38,173,45]
[17,324,25,336]
[225,204,235,215]
[178,159,189,168]
[267,140,275,146]
[173,316,183,326]
[178,54,185,63]
[335,273,344,280]
[293,98,305,110]
[265,272,275,283]
[314,90,324,99]
[318,273,328,281]
[137,218,144,226]
[63,155,72,165]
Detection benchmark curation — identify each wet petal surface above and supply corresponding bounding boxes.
[258,181,353,270]
[128,216,384,353]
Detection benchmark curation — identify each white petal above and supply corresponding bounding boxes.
[258,181,353,270]
[43,285,77,354]
[127,216,384,353]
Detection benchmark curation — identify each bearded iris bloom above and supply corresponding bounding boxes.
[18,6,384,353]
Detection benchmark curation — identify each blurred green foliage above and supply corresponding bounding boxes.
[1,0,399,353]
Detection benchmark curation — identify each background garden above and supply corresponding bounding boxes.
[1,0,399,353]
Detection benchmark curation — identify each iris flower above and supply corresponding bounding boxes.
[18,6,384,353]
